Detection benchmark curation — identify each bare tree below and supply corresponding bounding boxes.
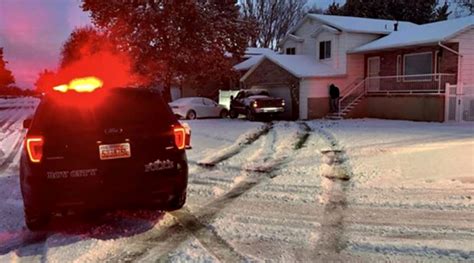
[240,0,308,50]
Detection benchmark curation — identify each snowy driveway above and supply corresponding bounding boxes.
[0,98,473,262]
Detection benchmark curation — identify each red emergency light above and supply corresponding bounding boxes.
[53,76,103,93]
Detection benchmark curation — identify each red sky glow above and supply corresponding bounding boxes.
[0,0,91,89]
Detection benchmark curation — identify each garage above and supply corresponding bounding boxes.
[252,85,294,120]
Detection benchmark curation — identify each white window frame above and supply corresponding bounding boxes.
[403,51,433,82]
[396,55,402,82]
[434,50,440,81]
[319,40,331,60]
[286,47,296,55]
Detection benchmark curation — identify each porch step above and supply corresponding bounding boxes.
[324,96,364,120]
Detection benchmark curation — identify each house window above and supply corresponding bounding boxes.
[286,47,296,55]
[319,41,331,60]
[403,52,433,81]
[396,55,402,82]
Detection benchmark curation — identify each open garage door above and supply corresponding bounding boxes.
[252,85,294,120]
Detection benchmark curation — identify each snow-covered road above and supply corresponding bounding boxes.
[0,98,473,262]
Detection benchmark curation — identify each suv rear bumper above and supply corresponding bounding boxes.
[20,157,188,213]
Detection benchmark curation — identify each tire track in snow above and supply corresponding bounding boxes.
[310,122,474,261]
[0,107,21,133]
[309,124,353,261]
[0,130,25,175]
[97,122,309,262]
[0,108,30,173]
[197,122,273,167]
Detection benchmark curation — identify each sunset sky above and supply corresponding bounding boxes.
[0,0,341,89]
[0,0,90,89]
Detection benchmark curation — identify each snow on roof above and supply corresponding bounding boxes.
[234,55,263,71]
[241,54,341,81]
[245,47,276,56]
[234,47,278,71]
[352,16,474,53]
[265,55,340,78]
[307,14,417,35]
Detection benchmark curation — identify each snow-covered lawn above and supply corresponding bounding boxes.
[0,98,473,262]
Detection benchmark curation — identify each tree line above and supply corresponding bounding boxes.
[2,0,471,97]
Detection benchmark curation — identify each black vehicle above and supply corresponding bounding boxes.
[229,89,285,121]
[20,86,189,230]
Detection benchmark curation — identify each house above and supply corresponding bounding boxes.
[235,14,474,122]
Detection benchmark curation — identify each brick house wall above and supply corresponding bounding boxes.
[243,59,300,87]
[242,58,301,119]
[364,44,459,91]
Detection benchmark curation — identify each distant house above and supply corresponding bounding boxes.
[234,15,474,122]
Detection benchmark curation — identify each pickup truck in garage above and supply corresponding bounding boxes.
[228,89,285,121]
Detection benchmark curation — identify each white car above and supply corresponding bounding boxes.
[169,97,228,120]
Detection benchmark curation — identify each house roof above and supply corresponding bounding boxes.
[241,54,341,81]
[234,47,278,71]
[234,55,263,71]
[245,47,276,57]
[352,16,474,53]
[305,14,417,35]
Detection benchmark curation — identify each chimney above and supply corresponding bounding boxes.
[394,21,399,31]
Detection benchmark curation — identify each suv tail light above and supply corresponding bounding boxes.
[26,136,44,163]
[173,126,186,150]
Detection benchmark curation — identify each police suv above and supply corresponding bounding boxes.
[20,77,189,230]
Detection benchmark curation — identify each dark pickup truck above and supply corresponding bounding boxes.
[228,89,285,121]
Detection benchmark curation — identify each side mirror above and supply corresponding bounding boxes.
[23,118,32,129]
[230,95,234,101]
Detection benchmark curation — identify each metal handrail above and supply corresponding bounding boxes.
[340,77,364,97]
[365,73,456,79]
[338,78,366,117]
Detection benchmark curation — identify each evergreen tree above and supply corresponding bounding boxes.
[324,0,444,24]
[434,1,451,21]
[0,48,15,89]
[326,2,344,15]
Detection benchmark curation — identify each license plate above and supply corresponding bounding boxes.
[99,143,131,160]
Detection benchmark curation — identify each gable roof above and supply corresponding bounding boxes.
[304,14,417,35]
[234,47,277,71]
[351,16,474,53]
[234,55,263,71]
[245,47,276,57]
[241,54,341,81]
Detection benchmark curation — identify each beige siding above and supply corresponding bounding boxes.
[299,77,346,119]
[281,39,303,55]
[451,28,474,85]
[298,54,365,119]
[294,19,322,56]
[340,32,380,75]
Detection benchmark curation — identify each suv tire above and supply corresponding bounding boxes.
[24,206,49,231]
[166,192,187,211]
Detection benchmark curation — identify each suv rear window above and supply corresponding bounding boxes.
[33,88,174,135]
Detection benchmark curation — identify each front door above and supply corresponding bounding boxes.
[367,57,380,92]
